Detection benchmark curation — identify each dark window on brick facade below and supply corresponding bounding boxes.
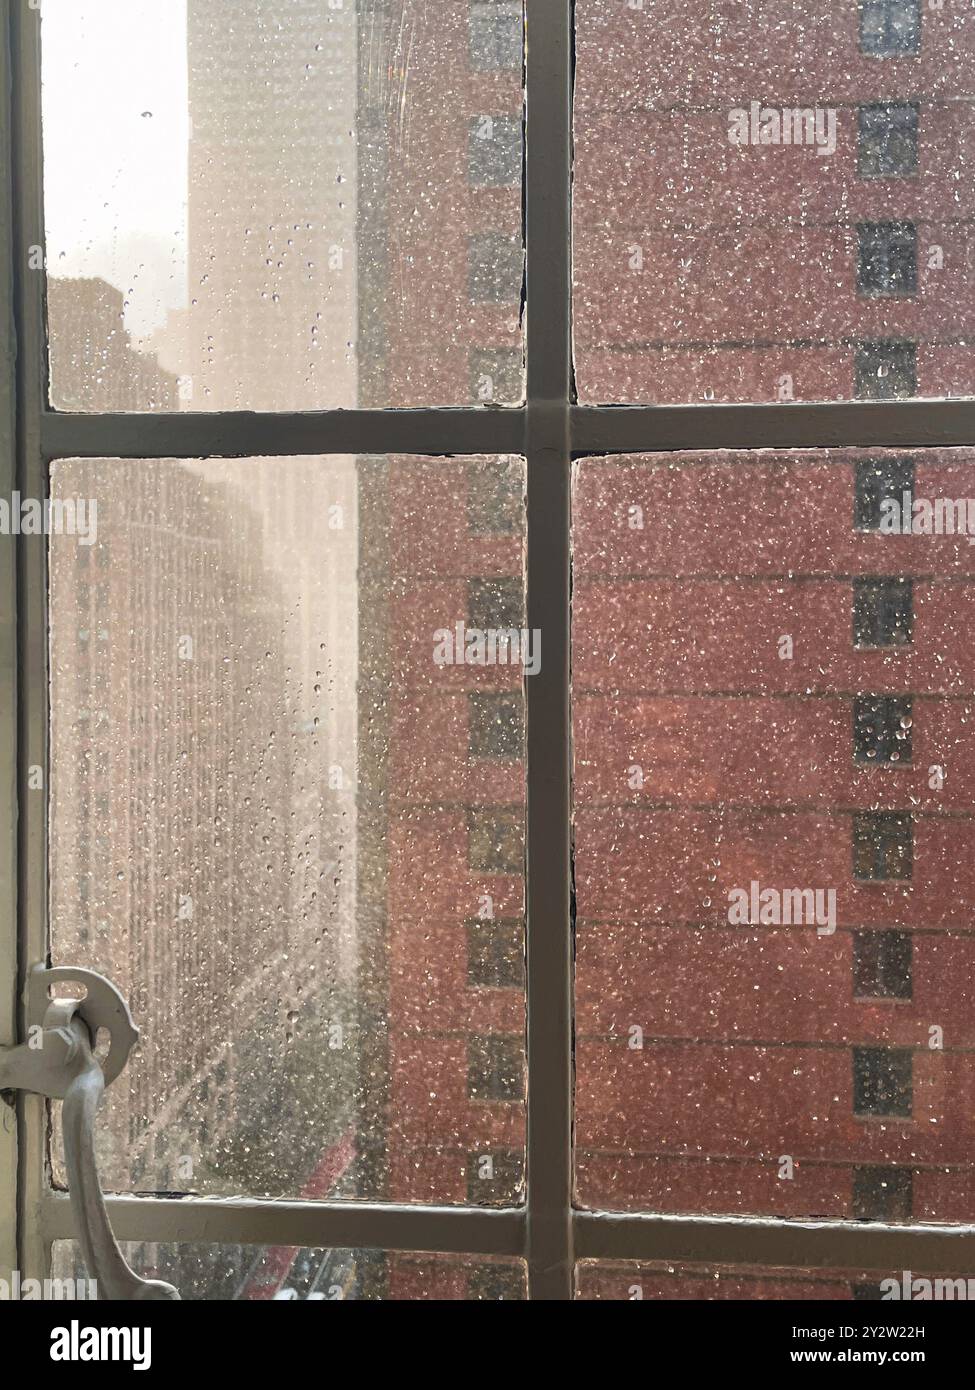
[466,1149,524,1204]
[853,811,913,880]
[859,0,921,56]
[858,103,919,178]
[470,347,524,404]
[468,1034,524,1102]
[853,1165,913,1221]
[855,341,917,399]
[466,460,523,536]
[468,808,524,874]
[468,576,524,631]
[853,929,913,1000]
[857,222,917,297]
[853,1046,913,1117]
[468,691,523,760]
[467,1262,525,1300]
[468,115,522,186]
[853,577,913,647]
[469,232,523,304]
[469,2,523,73]
[852,1281,888,1300]
[467,917,525,989]
[854,456,915,531]
[853,695,912,764]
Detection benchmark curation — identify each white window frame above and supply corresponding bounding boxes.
[0,12,17,1290]
[4,0,975,1300]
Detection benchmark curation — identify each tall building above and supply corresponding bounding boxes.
[49,458,357,1202]
[574,0,975,403]
[48,1,363,1213]
[47,277,180,412]
[569,0,975,1298]
[352,3,528,1253]
[182,0,358,412]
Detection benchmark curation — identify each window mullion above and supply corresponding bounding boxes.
[11,0,52,1289]
[573,1210,975,1274]
[571,401,975,456]
[40,409,527,464]
[42,1193,526,1260]
[524,0,574,1300]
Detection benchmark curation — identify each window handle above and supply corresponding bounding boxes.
[0,965,179,1301]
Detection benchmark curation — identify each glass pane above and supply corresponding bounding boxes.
[574,1,975,403]
[49,454,526,1202]
[576,1261,968,1302]
[573,447,975,1219]
[52,1243,526,1301]
[41,1,524,410]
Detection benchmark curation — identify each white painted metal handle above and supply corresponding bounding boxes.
[61,1013,179,1301]
[0,965,179,1301]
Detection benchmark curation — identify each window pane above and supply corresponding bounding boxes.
[573,447,975,1219]
[52,1243,526,1301]
[41,1,524,410]
[574,1,975,403]
[575,1261,966,1301]
[49,454,526,1203]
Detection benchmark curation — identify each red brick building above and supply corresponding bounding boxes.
[355,0,527,1250]
[574,0,975,403]
[567,0,975,1298]
[373,0,975,1299]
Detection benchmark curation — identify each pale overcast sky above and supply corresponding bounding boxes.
[41,0,189,337]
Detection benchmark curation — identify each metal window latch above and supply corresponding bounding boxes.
[0,965,179,1301]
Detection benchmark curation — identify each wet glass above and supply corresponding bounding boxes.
[49,454,526,1203]
[52,1243,526,1301]
[573,446,975,1220]
[41,0,525,410]
[575,1260,967,1301]
[574,0,975,402]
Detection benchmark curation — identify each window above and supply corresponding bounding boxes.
[467,1262,526,1300]
[468,116,523,187]
[4,0,973,1318]
[468,691,524,760]
[854,341,918,399]
[856,221,917,297]
[853,930,913,1000]
[470,2,523,74]
[852,695,912,764]
[465,1150,523,1205]
[852,577,913,647]
[469,348,524,405]
[854,456,915,530]
[858,103,919,179]
[859,0,921,58]
[467,809,524,874]
[467,459,523,536]
[466,917,525,989]
[469,232,524,304]
[852,812,913,881]
[468,576,525,632]
[467,1034,525,1103]
[852,1047,913,1118]
[852,1166,913,1221]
